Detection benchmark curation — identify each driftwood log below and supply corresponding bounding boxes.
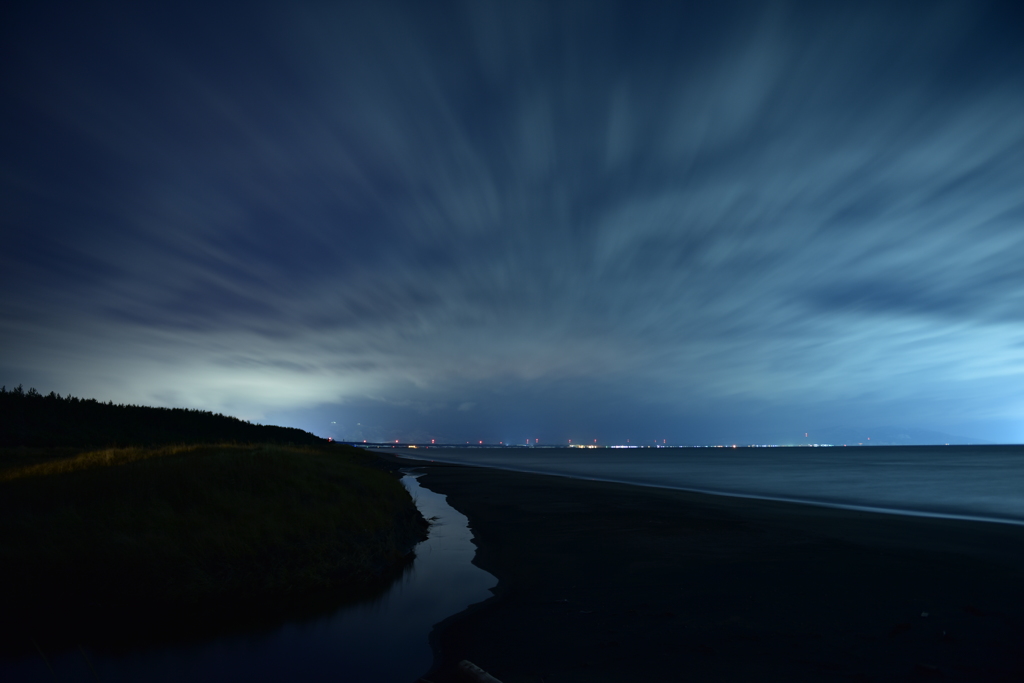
[458,659,503,683]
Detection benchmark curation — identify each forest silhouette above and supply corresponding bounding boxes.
[0,385,322,448]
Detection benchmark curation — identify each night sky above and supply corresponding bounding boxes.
[3,1,1024,445]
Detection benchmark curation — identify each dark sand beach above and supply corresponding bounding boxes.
[389,456,1024,682]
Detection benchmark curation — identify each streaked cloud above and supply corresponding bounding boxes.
[3,0,1024,442]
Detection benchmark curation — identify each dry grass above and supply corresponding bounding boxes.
[1,443,194,481]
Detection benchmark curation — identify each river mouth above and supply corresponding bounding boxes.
[0,469,496,683]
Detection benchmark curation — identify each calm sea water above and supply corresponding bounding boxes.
[387,445,1024,526]
[0,471,496,683]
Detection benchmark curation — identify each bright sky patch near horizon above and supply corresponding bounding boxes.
[3,0,1024,445]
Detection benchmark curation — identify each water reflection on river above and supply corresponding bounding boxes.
[1,470,496,683]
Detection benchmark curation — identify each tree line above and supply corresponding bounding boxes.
[0,385,323,448]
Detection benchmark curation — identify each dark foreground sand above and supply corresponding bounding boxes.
[393,457,1024,682]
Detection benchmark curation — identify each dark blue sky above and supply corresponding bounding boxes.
[3,1,1024,444]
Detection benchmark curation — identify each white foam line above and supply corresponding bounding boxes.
[389,452,1024,528]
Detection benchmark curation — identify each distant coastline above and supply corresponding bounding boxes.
[370,443,1024,527]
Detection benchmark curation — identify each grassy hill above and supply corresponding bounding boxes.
[0,388,427,650]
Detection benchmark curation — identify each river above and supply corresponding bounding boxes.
[0,470,495,683]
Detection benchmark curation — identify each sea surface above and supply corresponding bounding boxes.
[385,445,1024,526]
[0,471,495,683]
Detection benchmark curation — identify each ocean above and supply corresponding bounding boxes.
[383,444,1024,526]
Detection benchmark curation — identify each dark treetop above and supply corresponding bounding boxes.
[0,385,323,448]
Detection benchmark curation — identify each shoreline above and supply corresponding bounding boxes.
[386,449,1024,529]
[382,455,1024,682]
